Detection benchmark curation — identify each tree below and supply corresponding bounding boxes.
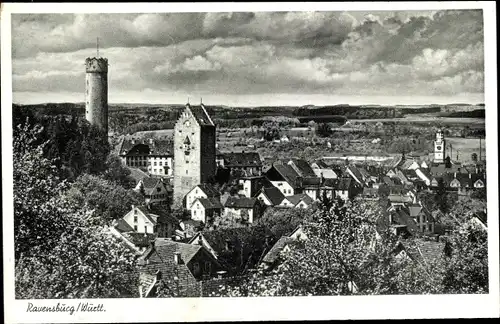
[16,224,139,299]
[471,153,478,163]
[14,123,139,298]
[102,153,136,189]
[256,207,311,238]
[316,123,333,137]
[441,224,488,293]
[213,199,435,296]
[211,211,247,230]
[14,123,77,259]
[63,174,144,225]
[262,122,280,141]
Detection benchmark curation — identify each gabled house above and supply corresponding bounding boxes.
[188,226,276,275]
[407,203,436,233]
[119,137,174,177]
[185,183,220,210]
[302,177,323,201]
[190,197,223,225]
[311,160,338,179]
[260,224,310,271]
[400,160,420,171]
[265,163,303,196]
[224,197,262,224]
[220,152,263,176]
[328,177,360,201]
[238,176,273,198]
[287,158,317,178]
[137,239,222,297]
[278,193,314,209]
[470,210,487,230]
[134,176,171,205]
[415,168,432,186]
[121,204,179,238]
[386,169,397,178]
[256,186,286,207]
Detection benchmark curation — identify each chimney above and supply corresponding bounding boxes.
[174,251,182,264]
[198,235,203,246]
[454,172,457,178]
[131,204,135,210]
[469,173,472,179]
[149,138,154,145]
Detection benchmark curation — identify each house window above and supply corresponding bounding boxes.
[204,261,211,274]
[144,226,148,233]
[186,170,188,175]
[134,209,137,215]
[193,262,201,276]
[193,210,197,216]
[134,225,138,231]
[134,216,138,223]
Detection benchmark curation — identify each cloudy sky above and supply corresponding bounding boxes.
[12,10,484,106]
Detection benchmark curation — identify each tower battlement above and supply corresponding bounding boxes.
[85,57,108,73]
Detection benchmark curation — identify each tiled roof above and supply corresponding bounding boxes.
[138,241,202,297]
[193,226,276,273]
[324,177,353,190]
[224,196,258,209]
[312,160,329,169]
[154,238,202,264]
[262,236,294,264]
[269,164,302,188]
[346,165,364,183]
[122,232,157,248]
[222,152,262,167]
[288,159,317,177]
[196,197,223,210]
[474,211,487,226]
[258,187,285,206]
[193,183,220,198]
[187,104,215,127]
[387,194,412,204]
[136,205,180,227]
[140,177,167,195]
[114,218,134,233]
[302,177,322,187]
[285,193,314,206]
[383,176,395,186]
[402,169,418,179]
[119,137,173,156]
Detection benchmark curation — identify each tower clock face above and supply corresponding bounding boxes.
[184,121,190,127]
[436,146,442,150]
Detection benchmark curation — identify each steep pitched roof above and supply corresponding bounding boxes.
[288,159,317,177]
[196,197,223,210]
[136,205,180,227]
[192,183,220,198]
[224,196,259,209]
[114,218,135,233]
[268,164,302,188]
[286,193,314,206]
[186,103,215,127]
[258,187,285,205]
[262,236,294,264]
[328,177,353,190]
[312,160,329,169]
[346,165,364,184]
[140,177,167,195]
[191,226,276,273]
[222,152,262,167]
[153,238,202,264]
[119,137,173,156]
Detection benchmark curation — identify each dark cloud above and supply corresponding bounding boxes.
[11,10,485,102]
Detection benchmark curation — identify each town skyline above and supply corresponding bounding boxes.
[12,10,484,106]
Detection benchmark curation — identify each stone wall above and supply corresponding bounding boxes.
[85,57,108,134]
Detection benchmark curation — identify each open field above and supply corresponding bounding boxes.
[350,116,485,125]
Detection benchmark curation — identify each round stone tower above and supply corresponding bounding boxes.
[85,57,108,135]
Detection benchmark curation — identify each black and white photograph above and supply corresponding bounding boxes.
[2,2,499,322]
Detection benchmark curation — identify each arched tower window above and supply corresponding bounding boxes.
[184,136,191,155]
